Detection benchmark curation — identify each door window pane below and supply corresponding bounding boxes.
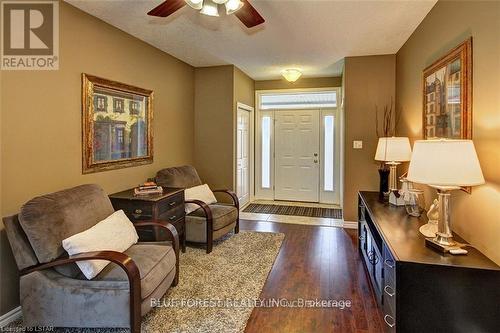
[261,116,271,188]
[324,115,334,191]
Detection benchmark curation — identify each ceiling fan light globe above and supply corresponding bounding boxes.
[200,0,220,16]
[282,69,302,82]
[185,0,203,10]
[213,0,228,4]
[225,0,243,14]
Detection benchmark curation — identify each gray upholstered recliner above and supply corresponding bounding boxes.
[155,165,239,254]
[3,184,179,333]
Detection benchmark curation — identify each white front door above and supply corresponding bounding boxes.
[236,107,250,206]
[274,110,320,202]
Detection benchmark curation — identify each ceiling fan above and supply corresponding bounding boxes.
[147,0,265,28]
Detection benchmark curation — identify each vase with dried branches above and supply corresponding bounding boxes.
[375,98,400,195]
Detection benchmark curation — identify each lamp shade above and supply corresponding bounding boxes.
[375,137,412,162]
[407,139,485,187]
[185,0,203,10]
[200,0,219,16]
[225,0,243,14]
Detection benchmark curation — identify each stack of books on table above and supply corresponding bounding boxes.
[134,182,163,196]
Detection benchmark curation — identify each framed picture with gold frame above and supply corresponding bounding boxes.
[422,38,472,140]
[82,74,153,174]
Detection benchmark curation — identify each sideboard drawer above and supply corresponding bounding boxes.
[383,273,396,315]
[383,244,396,283]
[382,298,396,333]
[119,202,153,220]
[159,205,185,224]
[158,191,184,216]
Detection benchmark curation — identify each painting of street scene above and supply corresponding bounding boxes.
[82,74,153,174]
[422,38,471,140]
[93,87,148,162]
[424,59,461,138]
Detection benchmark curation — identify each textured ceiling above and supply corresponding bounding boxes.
[65,0,437,80]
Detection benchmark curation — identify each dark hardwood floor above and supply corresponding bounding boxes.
[240,219,383,333]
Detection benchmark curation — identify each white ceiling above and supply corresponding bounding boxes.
[65,0,437,80]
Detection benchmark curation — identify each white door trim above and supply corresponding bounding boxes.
[235,102,254,207]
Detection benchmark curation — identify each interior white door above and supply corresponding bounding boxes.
[274,110,320,202]
[236,108,250,206]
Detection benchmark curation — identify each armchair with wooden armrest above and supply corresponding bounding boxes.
[3,184,180,333]
[155,165,240,254]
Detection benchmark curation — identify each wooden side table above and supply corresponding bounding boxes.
[109,187,186,252]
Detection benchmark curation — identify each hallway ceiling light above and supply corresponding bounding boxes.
[282,69,302,83]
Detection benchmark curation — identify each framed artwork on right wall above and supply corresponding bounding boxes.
[422,37,472,140]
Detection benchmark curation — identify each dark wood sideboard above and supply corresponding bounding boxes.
[110,187,186,252]
[358,191,500,333]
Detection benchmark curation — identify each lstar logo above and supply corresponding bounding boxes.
[1,1,59,70]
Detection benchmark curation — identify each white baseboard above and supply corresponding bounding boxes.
[342,221,358,229]
[0,306,21,327]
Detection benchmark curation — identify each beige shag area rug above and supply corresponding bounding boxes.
[8,231,284,333]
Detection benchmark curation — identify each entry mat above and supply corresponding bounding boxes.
[243,203,343,219]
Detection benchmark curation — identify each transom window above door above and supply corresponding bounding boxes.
[260,91,337,110]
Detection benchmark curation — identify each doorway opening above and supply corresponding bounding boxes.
[254,88,342,206]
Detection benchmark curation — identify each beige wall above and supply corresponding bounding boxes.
[194,65,255,193]
[344,55,396,221]
[255,76,341,91]
[0,2,195,315]
[396,0,500,264]
[233,67,255,108]
[194,65,235,190]
[233,67,255,191]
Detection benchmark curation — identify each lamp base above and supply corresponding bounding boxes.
[425,237,467,253]
[419,222,438,238]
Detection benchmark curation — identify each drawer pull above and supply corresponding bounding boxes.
[134,209,143,214]
[384,259,395,269]
[384,285,395,297]
[169,215,177,221]
[169,201,177,207]
[384,314,395,328]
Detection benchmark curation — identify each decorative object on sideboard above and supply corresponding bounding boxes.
[419,198,439,237]
[377,168,390,197]
[82,74,154,174]
[407,139,484,253]
[405,188,425,217]
[374,98,402,199]
[374,137,412,205]
[134,181,163,196]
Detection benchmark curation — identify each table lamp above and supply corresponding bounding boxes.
[375,137,412,205]
[407,139,484,252]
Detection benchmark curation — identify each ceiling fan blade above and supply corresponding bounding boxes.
[148,0,186,17]
[235,0,265,28]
